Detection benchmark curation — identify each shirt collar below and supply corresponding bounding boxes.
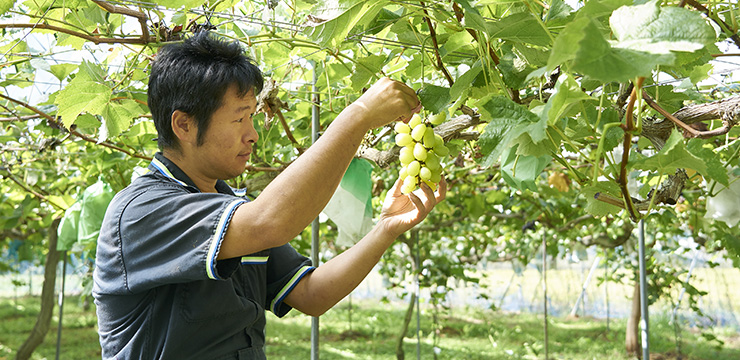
[148,152,236,195]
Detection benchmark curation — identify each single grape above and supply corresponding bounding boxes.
[429,112,446,125]
[407,160,421,176]
[399,146,414,165]
[413,142,427,161]
[411,123,427,142]
[425,152,440,170]
[423,127,436,148]
[419,166,432,181]
[434,133,444,147]
[394,122,411,134]
[430,170,441,183]
[398,166,408,180]
[433,143,449,156]
[408,114,422,128]
[395,133,413,147]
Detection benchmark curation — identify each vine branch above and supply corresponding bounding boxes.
[0,94,152,161]
[617,77,644,221]
[1,170,65,210]
[1,1,151,45]
[420,2,454,86]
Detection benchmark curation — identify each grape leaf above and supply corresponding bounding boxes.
[630,129,708,176]
[49,63,78,82]
[0,0,15,15]
[500,145,551,192]
[450,61,482,101]
[54,72,111,128]
[304,0,387,47]
[610,0,716,54]
[350,55,385,91]
[100,99,144,141]
[418,85,451,114]
[477,95,547,167]
[152,0,203,10]
[687,139,729,186]
[543,74,594,126]
[486,12,552,46]
[545,0,573,23]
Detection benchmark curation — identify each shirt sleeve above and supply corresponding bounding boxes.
[265,243,314,317]
[111,184,245,293]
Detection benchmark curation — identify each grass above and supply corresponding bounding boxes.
[0,295,737,360]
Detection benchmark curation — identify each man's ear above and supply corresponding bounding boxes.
[171,110,197,146]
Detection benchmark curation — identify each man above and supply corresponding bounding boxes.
[93,31,445,359]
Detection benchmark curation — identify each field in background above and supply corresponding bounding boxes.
[0,257,738,359]
[0,295,738,360]
[2,257,738,330]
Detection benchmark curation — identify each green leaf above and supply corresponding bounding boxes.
[486,12,551,46]
[549,13,678,83]
[54,72,111,128]
[610,0,716,54]
[543,74,594,125]
[362,7,402,36]
[575,17,674,83]
[0,0,16,15]
[171,10,188,26]
[630,129,708,176]
[500,146,551,192]
[477,95,547,167]
[498,47,536,89]
[100,99,142,140]
[418,85,451,114]
[462,9,488,34]
[575,0,631,21]
[547,16,590,71]
[545,0,573,23]
[304,0,387,47]
[687,139,729,186]
[154,0,203,10]
[350,55,385,91]
[580,181,623,217]
[48,63,78,82]
[449,61,482,101]
[442,30,475,58]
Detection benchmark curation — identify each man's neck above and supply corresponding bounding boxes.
[161,149,218,193]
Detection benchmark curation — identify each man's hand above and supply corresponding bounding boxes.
[377,176,447,238]
[351,78,422,130]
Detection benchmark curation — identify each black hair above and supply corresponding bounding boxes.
[148,32,264,150]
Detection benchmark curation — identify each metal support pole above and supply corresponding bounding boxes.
[542,233,549,360]
[311,62,320,360]
[638,220,650,359]
[415,230,421,360]
[55,251,67,360]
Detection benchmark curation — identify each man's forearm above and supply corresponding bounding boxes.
[283,223,397,316]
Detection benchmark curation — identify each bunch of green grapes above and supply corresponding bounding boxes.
[394,112,450,194]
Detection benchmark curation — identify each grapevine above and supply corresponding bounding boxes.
[394,111,450,194]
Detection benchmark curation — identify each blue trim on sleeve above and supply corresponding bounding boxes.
[206,199,246,280]
[270,265,315,314]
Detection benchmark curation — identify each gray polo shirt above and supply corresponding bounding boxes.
[93,153,314,359]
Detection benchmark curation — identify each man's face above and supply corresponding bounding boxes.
[192,85,259,181]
